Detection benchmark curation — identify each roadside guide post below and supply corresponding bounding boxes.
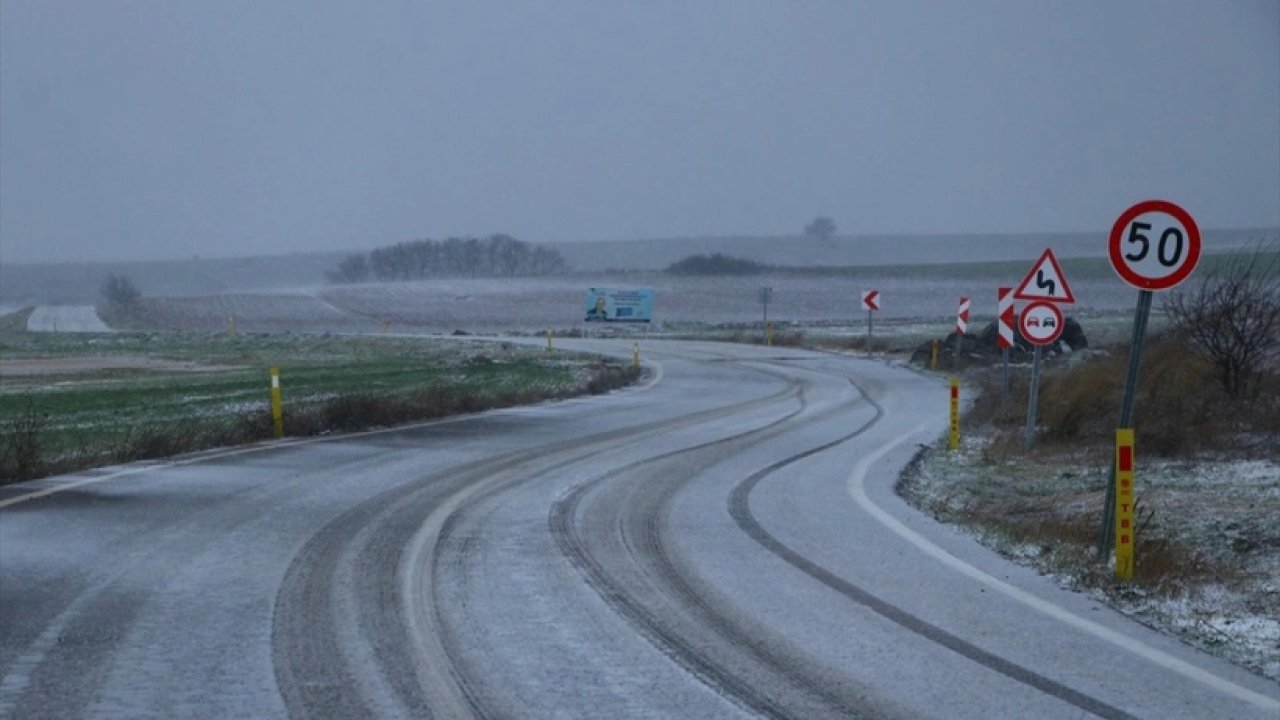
[930,340,939,370]
[633,342,640,369]
[997,287,1015,415]
[954,297,969,365]
[1097,200,1202,569]
[861,290,880,350]
[228,314,237,338]
[1115,429,1136,580]
[949,377,960,451]
[1013,248,1076,451]
[759,287,773,346]
[270,367,284,439]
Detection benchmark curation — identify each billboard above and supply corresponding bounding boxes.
[584,288,653,323]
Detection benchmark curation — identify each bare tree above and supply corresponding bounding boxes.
[325,254,370,284]
[100,273,141,307]
[804,216,837,241]
[1164,245,1280,399]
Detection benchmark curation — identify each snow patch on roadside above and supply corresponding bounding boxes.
[899,442,1280,682]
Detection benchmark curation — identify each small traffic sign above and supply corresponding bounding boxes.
[1019,300,1064,346]
[1014,248,1076,304]
[1108,199,1201,291]
[956,297,970,334]
[997,287,1015,350]
[861,290,880,312]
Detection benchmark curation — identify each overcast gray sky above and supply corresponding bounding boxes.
[1,1,1277,264]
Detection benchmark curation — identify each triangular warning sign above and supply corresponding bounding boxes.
[1014,248,1075,304]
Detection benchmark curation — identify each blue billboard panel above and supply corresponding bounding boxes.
[584,288,653,323]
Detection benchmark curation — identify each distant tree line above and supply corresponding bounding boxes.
[666,253,768,276]
[326,235,568,284]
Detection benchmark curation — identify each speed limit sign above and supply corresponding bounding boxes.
[1108,200,1201,291]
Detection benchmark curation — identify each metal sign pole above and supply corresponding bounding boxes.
[1002,347,1010,416]
[1098,289,1154,553]
[1024,345,1042,450]
[762,289,770,345]
[867,308,873,349]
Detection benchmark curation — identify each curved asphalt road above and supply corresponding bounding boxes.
[0,339,1275,719]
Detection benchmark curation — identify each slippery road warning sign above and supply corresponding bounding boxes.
[1014,248,1076,304]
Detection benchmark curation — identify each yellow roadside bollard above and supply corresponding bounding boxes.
[1115,429,1136,581]
[270,367,284,439]
[766,321,774,347]
[948,377,960,451]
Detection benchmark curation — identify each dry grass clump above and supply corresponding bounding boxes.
[899,447,1247,599]
[0,397,47,481]
[967,337,1278,459]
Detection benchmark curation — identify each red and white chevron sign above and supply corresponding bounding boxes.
[861,289,880,311]
[997,287,1014,349]
[956,297,970,334]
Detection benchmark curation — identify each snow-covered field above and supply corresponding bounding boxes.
[26,305,112,333]
[122,270,1147,342]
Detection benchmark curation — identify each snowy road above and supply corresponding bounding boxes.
[25,305,112,333]
[0,340,1275,719]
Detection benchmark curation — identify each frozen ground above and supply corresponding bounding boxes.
[901,436,1280,683]
[2,340,1274,718]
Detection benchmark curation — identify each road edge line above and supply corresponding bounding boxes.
[846,426,1279,712]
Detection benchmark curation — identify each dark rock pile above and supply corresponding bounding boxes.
[910,317,1087,367]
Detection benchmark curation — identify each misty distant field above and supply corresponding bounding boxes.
[554,228,1275,271]
[106,255,1206,344]
[5,234,1274,351]
[2,229,1273,308]
[53,249,1271,346]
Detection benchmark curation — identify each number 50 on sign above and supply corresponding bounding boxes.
[1108,200,1201,291]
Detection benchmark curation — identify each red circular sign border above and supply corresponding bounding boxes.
[1019,300,1065,346]
[1108,199,1202,291]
